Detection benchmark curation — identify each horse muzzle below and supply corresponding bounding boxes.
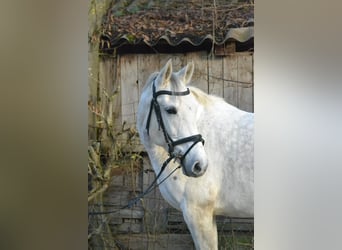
[181,155,208,177]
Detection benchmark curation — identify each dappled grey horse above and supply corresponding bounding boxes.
[137,59,254,249]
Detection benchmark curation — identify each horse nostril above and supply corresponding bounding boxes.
[192,162,202,174]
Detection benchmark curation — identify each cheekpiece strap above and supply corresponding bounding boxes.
[146,79,190,135]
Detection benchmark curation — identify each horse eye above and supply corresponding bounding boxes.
[165,107,177,115]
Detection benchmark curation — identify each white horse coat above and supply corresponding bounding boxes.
[137,59,254,250]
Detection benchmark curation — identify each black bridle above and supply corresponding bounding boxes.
[146,79,205,168]
[88,79,205,215]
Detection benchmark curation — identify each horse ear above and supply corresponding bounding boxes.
[177,61,194,85]
[157,59,173,87]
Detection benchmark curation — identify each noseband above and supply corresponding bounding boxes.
[145,79,205,165]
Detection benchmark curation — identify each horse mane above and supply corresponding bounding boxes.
[189,86,217,106]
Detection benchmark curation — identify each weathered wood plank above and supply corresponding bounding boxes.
[117,209,144,219]
[115,233,195,250]
[108,217,122,225]
[237,53,254,112]
[120,54,139,128]
[167,214,183,222]
[108,56,122,130]
[88,52,101,141]
[137,54,159,93]
[142,156,169,233]
[208,56,224,97]
[217,220,254,232]
[100,57,115,96]
[103,189,130,205]
[186,51,208,93]
[223,54,238,107]
[114,232,252,250]
[114,55,122,129]
[132,54,161,152]
[114,220,142,233]
[98,57,122,152]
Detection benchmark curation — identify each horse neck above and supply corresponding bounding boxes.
[196,97,252,141]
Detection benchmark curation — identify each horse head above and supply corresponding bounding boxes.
[138,59,208,177]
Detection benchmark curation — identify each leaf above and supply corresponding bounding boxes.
[126,34,136,43]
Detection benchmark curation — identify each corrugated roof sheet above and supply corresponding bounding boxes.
[100,0,254,52]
